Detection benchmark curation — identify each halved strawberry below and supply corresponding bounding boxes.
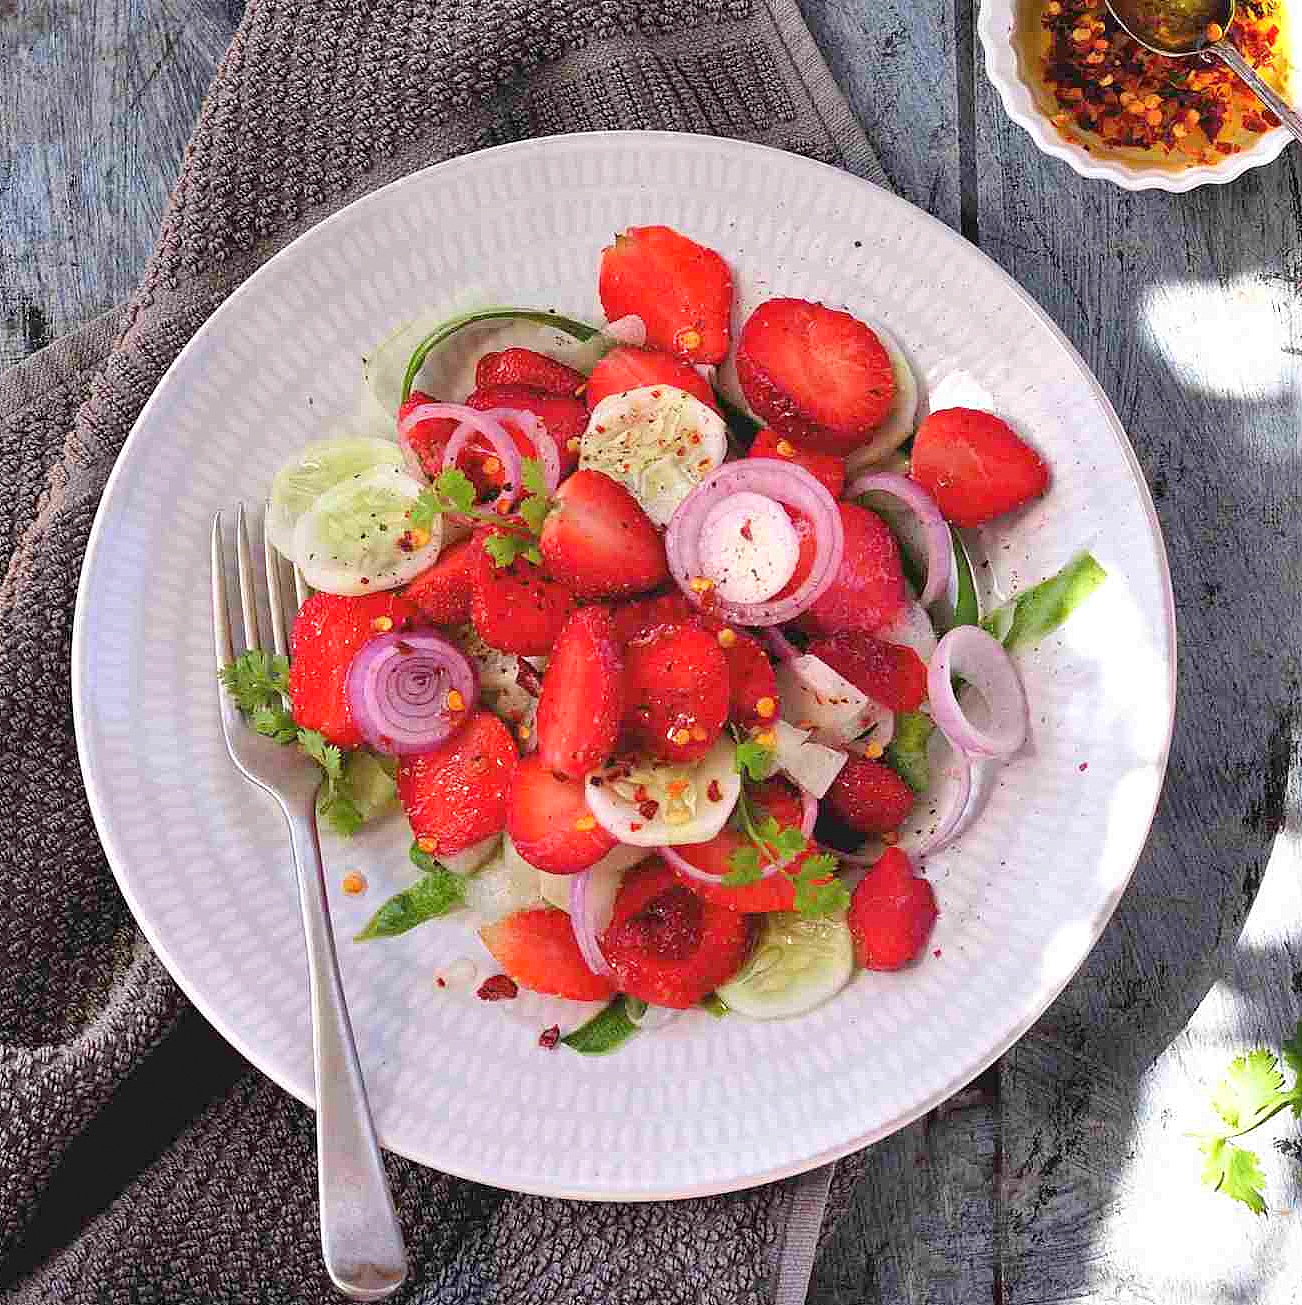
[748,427,846,499]
[805,631,927,712]
[798,503,906,637]
[911,408,1050,527]
[507,753,618,874]
[736,299,895,454]
[772,510,818,604]
[289,591,418,749]
[622,623,729,764]
[584,346,720,413]
[398,389,458,478]
[668,779,809,913]
[721,629,779,727]
[536,607,624,779]
[600,859,752,1007]
[475,348,587,398]
[397,710,517,856]
[471,535,578,656]
[402,533,483,626]
[826,756,914,835]
[598,226,732,364]
[848,847,938,970]
[480,908,616,1001]
[610,590,709,646]
[466,385,587,479]
[539,469,668,600]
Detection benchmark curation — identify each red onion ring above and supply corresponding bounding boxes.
[763,627,800,662]
[927,626,1027,759]
[799,788,818,838]
[666,462,844,626]
[603,314,647,346]
[397,428,430,484]
[344,630,479,756]
[845,472,951,609]
[880,599,938,661]
[569,869,613,978]
[915,748,974,859]
[480,407,560,493]
[442,417,523,513]
[657,844,784,885]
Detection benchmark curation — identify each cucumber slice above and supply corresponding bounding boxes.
[536,842,648,914]
[267,437,404,559]
[716,912,854,1020]
[580,386,728,526]
[844,322,919,477]
[292,465,441,595]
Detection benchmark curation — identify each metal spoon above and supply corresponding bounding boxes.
[1105,0,1302,145]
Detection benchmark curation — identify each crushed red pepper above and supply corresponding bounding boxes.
[1040,0,1285,159]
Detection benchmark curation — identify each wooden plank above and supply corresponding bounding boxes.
[973,13,1302,1299]
[0,0,238,369]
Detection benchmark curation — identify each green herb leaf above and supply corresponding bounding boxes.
[408,489,438,533]
[1200,1136,1267,1215]
[700,992,730,1018]
[792,851,849,917]
[483,532,532,568]
[520,457,548,498]
[945,527,980,631]
[1282,1021,1302,1115]
[354,849,466,940]
[319,790,365,838]
[220,650,290,715]
[885,711,934,793]
[734,738,774,783]
[1210,1050,1288,1132]
[251,702,300,744]
[561,995,641,1055]
[518,495,550,536]
[981,552,1106,652]
[297,729,344,781]
[436,468,478,514]
[724,844,763,886]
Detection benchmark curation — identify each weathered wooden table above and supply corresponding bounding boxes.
[3,2,1300,1299]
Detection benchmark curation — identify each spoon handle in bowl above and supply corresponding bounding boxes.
[1210,39,1302,144]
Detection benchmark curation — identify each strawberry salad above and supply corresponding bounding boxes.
[224,224,1105,1052]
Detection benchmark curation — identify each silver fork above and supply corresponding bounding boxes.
[211,505,407,1301]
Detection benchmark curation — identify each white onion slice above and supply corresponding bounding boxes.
[775,654,875,745]
[879,599,939,662]
[570,869,613,977]
[914,748,974,859]
[771,720,848,799]
[927,626,1028,759]
[846,472,951,609]
[698,491,800,604]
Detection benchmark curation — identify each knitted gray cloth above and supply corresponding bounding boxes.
[0,2,885,1300]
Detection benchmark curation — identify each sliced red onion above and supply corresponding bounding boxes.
[481,407,560,493]
[569,868,613,977]
[799,788,818,838]
[603,314,647,346]
[657,843,783,885]
[397,428,430,484]
[693,363,718,386]
[763,626,800,662]
[442,415,523,512]
[846,472,951,609]
[344,630,479,756]
[879,599,938,661]
[915,749,974,859]
[927,626,1027,759]
[666,462,844,626]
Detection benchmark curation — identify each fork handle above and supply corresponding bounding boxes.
[286,808,408,1301]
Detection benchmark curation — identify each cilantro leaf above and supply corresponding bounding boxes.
[319,790,365,838]
[792,852,849,917]
[251,702,299,744]
[1200,1137,1267,1215]
[483,532,532,568]
[297,729,344,781]
[520,457,548,498]
[519,494,550,535]
[724,844,762,886]
[220,650,290,715]
[433,468,477,514]
[734,738,774,783]
[1210,1050,1287,1132]
[407,489,439,533]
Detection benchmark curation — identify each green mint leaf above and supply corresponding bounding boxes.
[520,457,548,498]
[251,703,299,744]
[981,552,1106,652]
[885,711,935,794]
[793,852,849,917]
[1200,1136,1267,1214]
[561,995,641,1054]
[1210,1050,1287,1131]
[354,851,466,940]
[724,844,762,886]
[734,739,774,783]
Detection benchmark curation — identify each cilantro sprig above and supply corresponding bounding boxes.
[409,458,552,568]
[1193,1020,1302,1214]
[220,651,393,837]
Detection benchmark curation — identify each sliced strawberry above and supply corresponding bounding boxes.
[748,427,846,499]
[826,756,914,835]
[848,847,938,970]
[475,348,586,398]
[911,408,1050,527]
[585,346,720,413]
[798,503,906,637]
[538,469,668,600]
[668,779,808,913]
[466,385,587,480]
[772,509,818,605]
[736,299,895,454]
[598,226,733,364]
[610,590,709,646]
[402,533,483,626]
[805,631,927,712]
[398,389,458,478]
[471,535,578,656]
[622,623,729,764]
[721,629,779,727]
[536,607,624,779]
[397,710,517,856]
[480,908,616,1001]
[507,753,618,874]
[600,859,752,1007]
[289,591,418,749]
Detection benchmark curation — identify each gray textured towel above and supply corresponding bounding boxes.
[0,2,885,1299]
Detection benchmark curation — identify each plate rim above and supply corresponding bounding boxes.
[72,129,1178,1201]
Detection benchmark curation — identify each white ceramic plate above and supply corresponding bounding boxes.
[73,132,1175,1200]
[980,0,1296,192]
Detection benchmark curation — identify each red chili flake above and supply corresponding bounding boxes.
[1078,761,1089,772]
[629,822,643,832]
[707,779,723,802]
[538,1025,561,1050]
[477,974,519,1001]
[634,784,650,803]
[639,799,660,821]
[435,976,447,988]
[650,389,663,399]
[932,949,942,959]
[740,519,754,542]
